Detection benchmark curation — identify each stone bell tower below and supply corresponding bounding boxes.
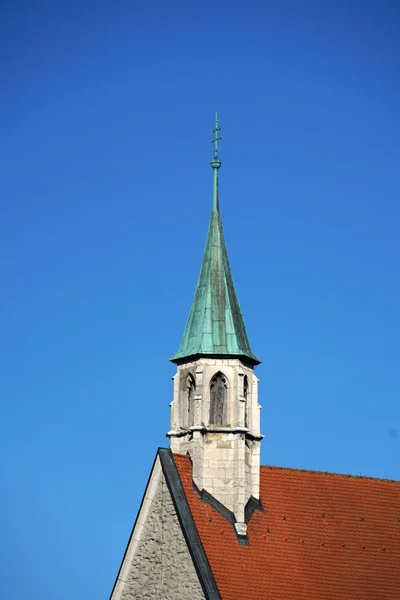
[168,115,262,535]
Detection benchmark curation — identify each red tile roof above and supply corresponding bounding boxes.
[174,453,400,600]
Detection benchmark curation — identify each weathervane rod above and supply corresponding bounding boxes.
[211,111,222,159]
[210,112,222,212]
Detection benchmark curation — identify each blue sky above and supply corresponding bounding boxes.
[1,1,399,598]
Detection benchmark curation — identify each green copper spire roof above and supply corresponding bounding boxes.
[170,114,260,366]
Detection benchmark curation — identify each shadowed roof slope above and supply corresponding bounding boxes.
[174,453,400,600]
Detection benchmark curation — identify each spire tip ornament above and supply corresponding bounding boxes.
[210,112,222,170]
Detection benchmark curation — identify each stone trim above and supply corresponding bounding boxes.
[159,449,221,600]
[171,353,260,368]
[167,425,264,441]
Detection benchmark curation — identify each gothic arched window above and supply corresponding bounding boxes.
[187,374,195,427]
[210,372,228,425]
[243,375,249,428]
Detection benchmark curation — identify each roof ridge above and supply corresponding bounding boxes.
[174,454,399,483]
[262,464,400,484]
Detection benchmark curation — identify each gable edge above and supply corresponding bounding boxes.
[159,448,221,600]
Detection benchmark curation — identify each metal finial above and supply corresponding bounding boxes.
[210,112,222,169]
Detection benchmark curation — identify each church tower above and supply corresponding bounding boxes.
[168,115,262,535]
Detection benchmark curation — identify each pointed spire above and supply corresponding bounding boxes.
[170,116,260,366]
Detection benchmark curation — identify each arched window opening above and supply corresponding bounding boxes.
[210,372,228,425]
[243,375,249,428]
[187,375,195,427]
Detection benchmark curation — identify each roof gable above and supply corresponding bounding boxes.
[110,450,220,600]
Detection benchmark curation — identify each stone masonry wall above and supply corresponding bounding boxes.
[121,472,205,600]
[170,357,261,526]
